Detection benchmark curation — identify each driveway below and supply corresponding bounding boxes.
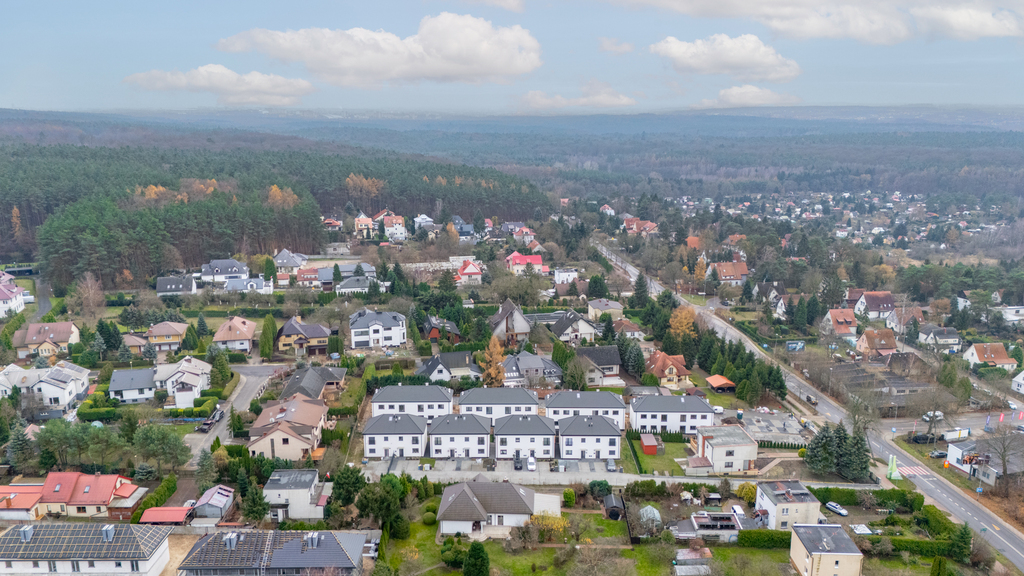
[30,278,51,322]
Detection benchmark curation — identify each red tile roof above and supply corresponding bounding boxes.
[827,309,858,336]
[40,472,135,506]
[140,507,192,524]
[709,261,749,280]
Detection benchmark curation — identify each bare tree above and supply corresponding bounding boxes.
[981,424,1024,495]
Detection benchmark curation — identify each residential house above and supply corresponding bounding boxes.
[155,276,196,298]
[276,273,290,287]
[623,217,659,238]
[575,345,622,387]
[193,485,234,519]
[354,216,373,238]
[0,523,172,576]
[501,221,526,234]
[964,343,1017,371]
[856,328,898,358]
[109,369,158,405]
[545,390,626,430]
[437,478,559,535]
[277,316,330,356]
[0,282,26,317]
[451,215,475,237]
[790,524,863,576]
[372,384,453,422]
[363,413,428,459]
[429,414,491,459]
[1013,369,1024,395]
[282,366,347,400]
[644,351,691,389]
[753,281,787,303]
[322,217,342,231]
[502,351,563,387]
[0,484,44,521]
[423,315,461,343]
[40,472,147,519]
[416,352,483,383]
[505,251,545,276]
[122,334,147,356]
[947,438,1024,486]
[153,356,212,409]
[413,214,434,229]
[11,321,80,359]
[844,288,865,309]
[212,316,257,353]
[296,267,321,288]
[349,308,406,349]
[458,387,539,425]
[512,227,536,245]
[554,279,589,299]
[554,268,579,284]
[335,276,379,295]
[144,321,188,352]
[754,481,820,530]
[200,259,249,284]
[614,318,644,340]
[708,262,749,287]
[558,415,621,460]
[455,259,483,285]
[489,299,531,346]
[689,425,758,475]
[248,395,329,460]
[178,530,369,576]
[918,324,961,353]
[272,249,308,274]
[550,310,600,345]
[600,204,615,216]
[0,361,90,419]
[383,215,407,241]
[222,277,273,295]
[853,291,896,319]
[819,309,858,346]
[263,469,330,521]
[494,414,556,459]
[885,307,924,335]
[587,298,624,321]
[629,395,714,434]
[371,209,395,222]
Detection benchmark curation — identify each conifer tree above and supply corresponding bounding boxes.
[259,314,276,360]
[197,313,210,337]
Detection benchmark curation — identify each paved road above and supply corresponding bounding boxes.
[183,364,286,467]
[30,277,51,322]
[594,242,1024,570]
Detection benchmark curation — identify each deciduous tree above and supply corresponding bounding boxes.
[482,336,505,387]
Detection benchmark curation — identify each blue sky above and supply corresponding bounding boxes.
[4,0,1024,112]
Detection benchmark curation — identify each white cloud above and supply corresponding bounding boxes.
[599,37,635,53]
[694,85,800,108]
[218,13,542,88]
[650,33,800,82]
[524,81,637,109]
[124,64,314,106]
[464,0,525,12]
[611,0,1024,44]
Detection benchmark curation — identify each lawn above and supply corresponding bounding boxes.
[711,547,792,576]
[483,542,566,576]
[632,440,689,475]
[336,377,365,409]
[681,293,710,306]
[167,423,198,439]
[619,451,640,475]
[621,544,675,576]
[389,518,445,574]
[14,278,34,296]
[565,514,628,541]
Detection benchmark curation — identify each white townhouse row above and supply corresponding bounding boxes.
[371,384,453,422]
[628,395,716,434]
[544,390,626,430]
[457,387,539,426]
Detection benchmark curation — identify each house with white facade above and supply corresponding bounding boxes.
[263,469,330,522]
[458,387,538,426]
[885,307,924,335]
[429,414,491,459]
[0,523,172,576]
[0,282,26,317]
[335,276,380,295]
[109,369,158,404]
[494,414,556,459]
[0,361,90,420]
[545,390,627,430]
[363,413,429,459]
[272,249,308,274]
[918,324,961,353]
[575,346,622,387]
[455,260,483,286]
[155,276,196,298]
[222,277,273,295]
[629,395,715,434]
[853,291,896,320]
[200,259,249,284]
[558,415,621,460]
[212,316,256,352]
[549,310,600,345]
[383,215,407,241]
[415,352,482,383]
[819,309,858,346]
[349,308,406,349]
[371,384,453,422]
[414,214,434,229]
[754,480,821,530]
[964,342,1018,371]
[490,299,531,346]
[502,351,563,387]
[1013,369,1024,395]
[690,425,759,475]
[554,268,579,284]
[437,478,559,536]
[152,356,212,409]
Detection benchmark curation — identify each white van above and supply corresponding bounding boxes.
[731,505,745,517]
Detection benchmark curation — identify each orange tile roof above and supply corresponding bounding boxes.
[709,261,749,280]
[827,309,858,336]
[645,351,689,379]
[140,507,192,524]
[970,343,1013,365]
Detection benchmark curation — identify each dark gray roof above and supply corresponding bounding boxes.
[373,384,453,404]
[415,353,482,378]
[792,525,862,555]
[349,308,405,330]
[459,387,538,406]
[630,395,714,414]
[265,469,319,491]
[283,367,347,399]
[222,278,269,292]
[156,276,194,294]
[363,414,428,435]
[0,524,172,560]
[279,317,330,339]
[545,390,625,410]
[604,494,624,509]
[179,530,366,571]
[201,259,248,274]
[550,310,594,338]
[336,276,376,291]
[489,299,525,329]
[108,368,156,392]
[503,351,562,379]
[493,414,555,436]
[920,323,959,338]
[437,481,535,521]
[576,345,622,367]
[558,415,620,436]
[273,249,307,268]
[756,481,820,505]
[424,315,461,336]
[428,414,491,435]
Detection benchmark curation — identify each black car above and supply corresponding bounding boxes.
[513,456,523,471]
[195,419,215,433]
[911,433,936,444]
[212,409,225,422]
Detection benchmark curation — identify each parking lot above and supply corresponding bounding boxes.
[365,457,632,486]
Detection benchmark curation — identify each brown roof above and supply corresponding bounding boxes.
[859,328,897,351]
[686,236,701,249]
[554,279,589,297]
[969,343,1013,365]
[213,316,257,342]
[613,318,642,333]
[251,395,327,430]
[709,261,749,280]
[860,291,896,313]
[827,309,858,335]
[12,322,77,347]
[889,307,923,326]
[145,322,188,338]
[846,288,865,304]
[123,333,148,347]
[645,350,690,379]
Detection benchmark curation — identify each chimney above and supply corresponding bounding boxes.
[223,532,238,550]
[307,532,320,548]
[101,525,115,543]
[19,526,33,543]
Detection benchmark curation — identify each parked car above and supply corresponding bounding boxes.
[1008,400,1019,411]
[805,395,818,406]
[712,405,725,414]
[513,455,523,471]
[911,433,936,444]
[929,450,947,459]
[212,409,225,422]
[195,420,214,433]
[527,456,536,472]
[606,458,617,472]
[184,499,197,508]
[825,502,848,516]
[1016,425,1024,434]
[923,411,944,422]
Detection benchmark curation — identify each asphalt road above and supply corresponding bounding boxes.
[594,242,1024,570]
[30,278,51,322]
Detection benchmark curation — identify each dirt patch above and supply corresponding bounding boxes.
[160,534,201,576]
[165,476,198,507]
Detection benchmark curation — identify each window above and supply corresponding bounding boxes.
[781,521,788,528]
[505,407,512,414]
[566,439,573,446]
[612,410,619,415]
[515,438,521,443]
[609,438,617,446]
[32,562,39,568]
[486,407,493,415]
[398,436,404,442]
[680,415,686,422]
[383,436,389,442]
[434,438,441,445]
[412,437,419,445]
[701,415,708,420]
[726,450,734,457]
[388,404,395,410]
[566,450,573,455]
[515,407,522,412]
[368,437,376,445]
[499,438,508,446]
[781,508,789,515]
[450,437,455,442]
[661,415,668,422]
[724,462,734,469]
[552,410,559,415]
[282,438,289,445]
[115,562,122,568]
[835,561,840,568]
[543,449,550,455]
[543,438,551,446]
[378,404,385,410]
[49,561,58,572]
[581,438,586,443]
[4,562,10,568]
[640,414,647,419]
[418,405,424,412]
[72,561,81,572]
[369,448,376,454]
[96,506,102,512]
[131,560,140,572]
[77,506,87,513]
[478,449,485,455]
[428,404,434,409]
[398,405,405,412]
[477,437,485,445]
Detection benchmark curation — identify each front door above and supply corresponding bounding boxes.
[399,448,404,457]
[497,515,504,525]
[515,449,520,458]
[450,449,456,458]
[596,450,601,459]
[384,448,390,457]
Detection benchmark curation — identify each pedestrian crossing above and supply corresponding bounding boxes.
[897,466,931,477]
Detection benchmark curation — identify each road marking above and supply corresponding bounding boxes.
[897,466,931,477]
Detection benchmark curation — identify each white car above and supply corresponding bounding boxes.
[526,456,536,472]
[1008,400,1019,411]
[825,502,848,516]
[923,411,944,422]
[712,405,725,414]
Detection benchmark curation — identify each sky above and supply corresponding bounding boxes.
[4,0,1024,113]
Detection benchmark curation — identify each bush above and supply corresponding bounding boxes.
[423,512,436,526]
[588,480,611,499]
[227,353,247,363]
[917,505,957,537]
[863,536,951,557]
[416,341,432,356]
[131,473,177,523]
[660,530,675,544]
[391,515,411,539]
[194,395,220,408]
[738,530,792,549]
[424,502,438,514]
[798,448,807,458]
[563,488,576,508]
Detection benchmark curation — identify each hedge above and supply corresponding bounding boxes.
[77,400,118,422]
[0,312,26,349]
[194,395,221,408]
[625,430,686,444]
[738,530,792,548]
[195,397,218,418]
[181,306,316,319]
[863,536,951,557]
[227,353,248,363]
[131,473,177,524]
[626,436,645,475]
[225,445,249,458]
[918,505,957,537]
[807,487,922,511]
[328,406,358,417]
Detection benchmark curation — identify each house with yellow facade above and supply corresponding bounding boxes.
[277,317,331,356]
[145,322,189,351]
[11,322,80,360]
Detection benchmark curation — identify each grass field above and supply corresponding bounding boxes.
[619,451,640,475]
[681,294,710,306]
[483,542,566,576]
[565,513,629,541]
[389,516,445,574]
[632,440,688,474]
